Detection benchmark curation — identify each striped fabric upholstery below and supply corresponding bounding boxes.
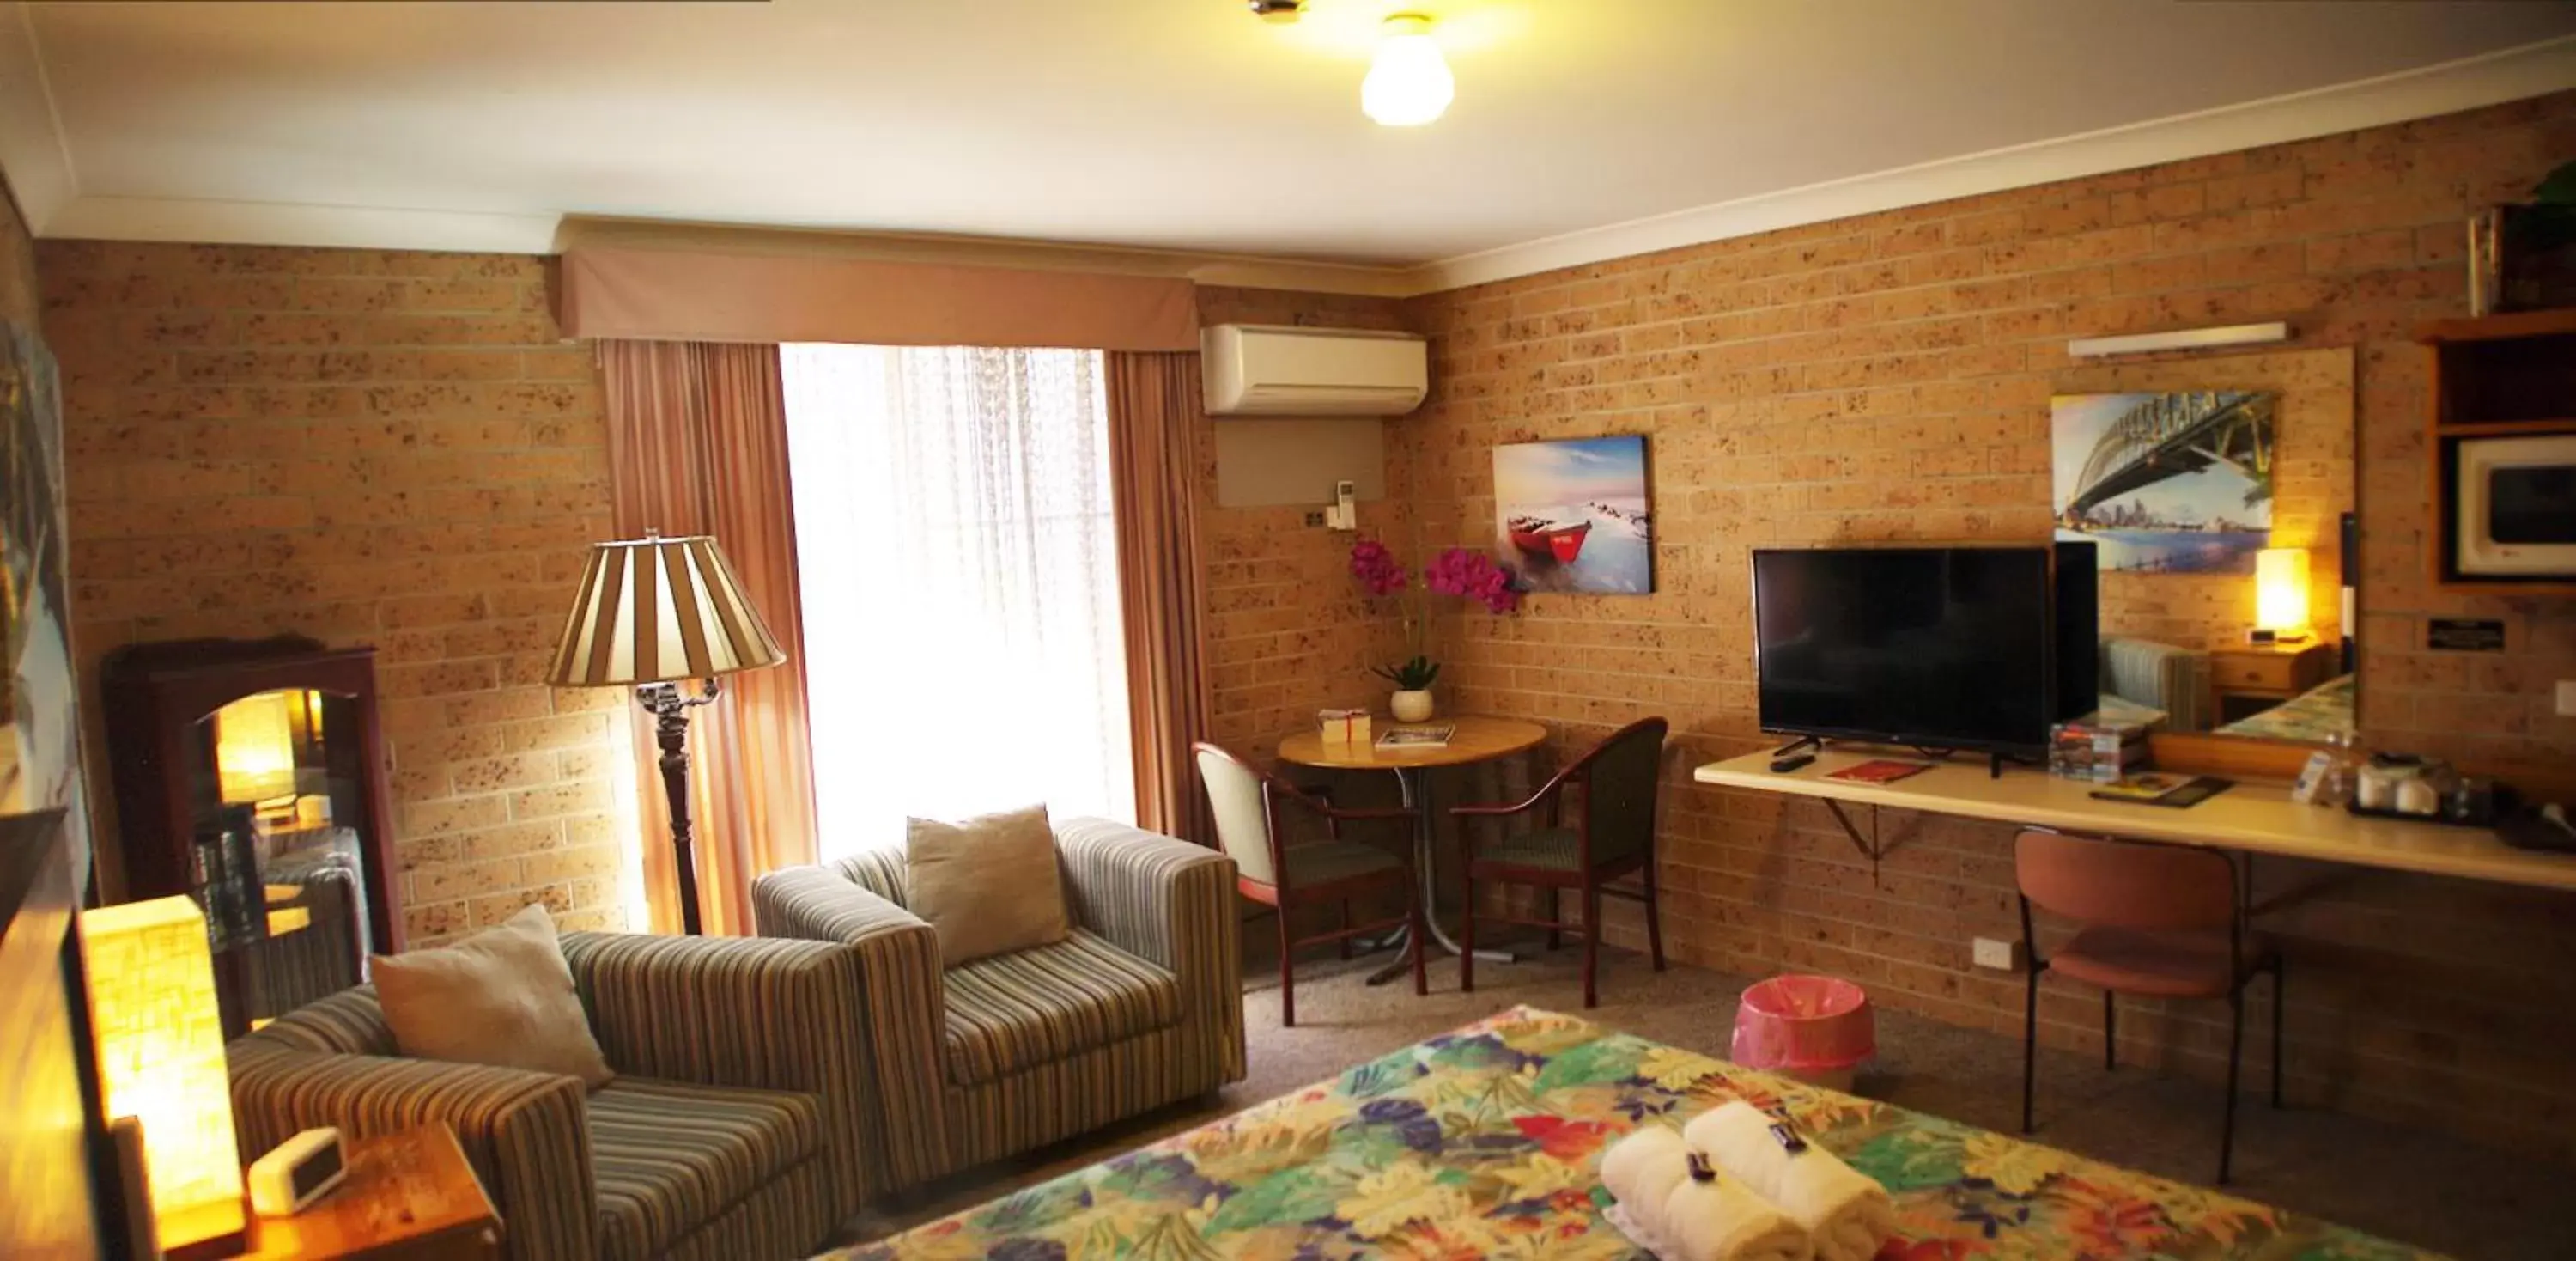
[229,1031,598,1261]
[588,1077,823,1261]
[831,848,909,904]
[942,929,1182,1085]
[246,984,400,1056]
[753,816,1244,1197]
[229,933,875,1261]
[558,931,871,1227]
[750,865,955,1196]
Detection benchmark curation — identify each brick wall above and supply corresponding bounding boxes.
[39,242,637,945]
[1195,286,1417,755]
[1399,92,2576,1157]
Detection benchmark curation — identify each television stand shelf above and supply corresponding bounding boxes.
[1693,748,2576,892]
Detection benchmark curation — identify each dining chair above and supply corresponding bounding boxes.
[2014,828,2285,1185]
[1194,742,1426,1026]
[1450,716,1668,1008]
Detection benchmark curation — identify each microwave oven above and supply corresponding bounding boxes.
[2456,434,2576,576]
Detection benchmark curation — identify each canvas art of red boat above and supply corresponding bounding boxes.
[1507,515,1592,563]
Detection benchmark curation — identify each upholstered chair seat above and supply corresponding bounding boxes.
[228,933,873,1261]
[753,816,1244,1197]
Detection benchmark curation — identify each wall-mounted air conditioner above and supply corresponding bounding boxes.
[1201,324,1427,417]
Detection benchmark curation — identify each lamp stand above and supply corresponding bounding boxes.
[637,678,721,935]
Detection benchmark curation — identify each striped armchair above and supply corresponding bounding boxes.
[753,816,1243,1197]
[227,933,871,1261]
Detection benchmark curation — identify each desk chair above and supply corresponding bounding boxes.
[1194,743,1426,1026]
[2014,828,2285,1184]
[1452,717,1668,1008]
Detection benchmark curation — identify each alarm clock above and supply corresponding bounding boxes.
[248,1127,349,1216]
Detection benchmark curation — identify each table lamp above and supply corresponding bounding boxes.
[214,690,299,808]
[546,531,784,935]
[2254,546,2311,642]
[82,895,247,1259]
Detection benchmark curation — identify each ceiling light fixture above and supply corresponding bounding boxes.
[1362,13,1454,127]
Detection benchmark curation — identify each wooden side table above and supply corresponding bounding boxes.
[2208,641,2336,725]
[241,1125,500,1260]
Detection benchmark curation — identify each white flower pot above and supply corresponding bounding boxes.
[1390,689,1436,722]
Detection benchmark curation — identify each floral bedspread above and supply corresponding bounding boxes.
[824,1006,2427,1260]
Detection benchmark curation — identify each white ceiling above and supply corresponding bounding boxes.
[5,1,2574,292]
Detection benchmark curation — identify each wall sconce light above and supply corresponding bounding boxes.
[82,895,247,1258]
[2254,546,2312,641]
[2067,321,2290,360]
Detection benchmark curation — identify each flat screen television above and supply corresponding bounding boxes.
[1752,545,2063,755]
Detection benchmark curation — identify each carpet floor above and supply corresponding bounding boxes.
[831,938,2573,1258]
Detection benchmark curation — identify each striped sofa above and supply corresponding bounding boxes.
[752,816,1244,1198]
[227,932,872,1261]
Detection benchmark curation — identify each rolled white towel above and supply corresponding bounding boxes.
[1600,1125,1693,1240]
[1662,1167,1814,1261]
[1683,1101,1896,1261]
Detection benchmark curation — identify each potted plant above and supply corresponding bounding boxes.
[1350,538,1519,722]
[1373,655,1441,722]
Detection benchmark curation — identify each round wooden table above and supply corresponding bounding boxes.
[1276,715,1548,984]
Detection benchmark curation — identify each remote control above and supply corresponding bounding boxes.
[1770,753,1814,773]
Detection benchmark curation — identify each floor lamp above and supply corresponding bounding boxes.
[547,531,784,935]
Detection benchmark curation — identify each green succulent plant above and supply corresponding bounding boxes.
[1370,655,1440,691]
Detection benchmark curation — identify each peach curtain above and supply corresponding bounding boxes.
[1104,351,1213,842]
[598,340,821,934]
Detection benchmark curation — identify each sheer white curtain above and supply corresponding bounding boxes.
[781,344,1135,859]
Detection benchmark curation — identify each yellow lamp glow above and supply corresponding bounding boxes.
[215,691,299,806]
[2255,547,2311,635]
[82,896,247,1257]
[1362,13,1454,126]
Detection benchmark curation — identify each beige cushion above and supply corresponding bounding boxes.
[906,804,1070,966]
[370,903,614,1088]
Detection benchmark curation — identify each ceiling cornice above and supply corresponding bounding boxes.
[2,26,2567,301]
[1404,33,2576,295]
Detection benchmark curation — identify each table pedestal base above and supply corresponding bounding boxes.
[1364,765,1516,986]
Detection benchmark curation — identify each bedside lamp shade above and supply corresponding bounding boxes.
[82,895,246,1258]
[213,690,298,805]
[2254,547,2311,633]
[548,533,784,687]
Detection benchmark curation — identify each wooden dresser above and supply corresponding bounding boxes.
[2208,640,2336,725]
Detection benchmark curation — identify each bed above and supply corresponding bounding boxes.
[819,1006,2421,1260]
[2217,673,2357,743]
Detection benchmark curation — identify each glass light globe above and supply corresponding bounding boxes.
[1362,16,1453,126]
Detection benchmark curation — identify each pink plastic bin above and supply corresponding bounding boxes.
[1732,974,1875,1093]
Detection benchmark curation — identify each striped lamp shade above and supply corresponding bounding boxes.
[548,533,786,687]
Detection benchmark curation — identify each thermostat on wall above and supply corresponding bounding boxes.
[249,1127,349,1216]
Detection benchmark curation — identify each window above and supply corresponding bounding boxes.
[781,344,1134,858]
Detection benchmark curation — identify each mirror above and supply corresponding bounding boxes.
[190,687,375,1031]
[2052,347,2356,746]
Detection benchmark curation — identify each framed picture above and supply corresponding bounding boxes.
[2051,392,2276,576]
[1491,435,1654,594]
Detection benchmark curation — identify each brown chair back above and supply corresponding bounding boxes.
[2014,829,2236,933]
[1577,718,1668,864]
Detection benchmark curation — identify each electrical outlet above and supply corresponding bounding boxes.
[1971,937,2020,971]
[1303,510,1327,527]
[2559,680,2576,718]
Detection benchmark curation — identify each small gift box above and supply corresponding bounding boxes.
[1316,708,1372,746]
